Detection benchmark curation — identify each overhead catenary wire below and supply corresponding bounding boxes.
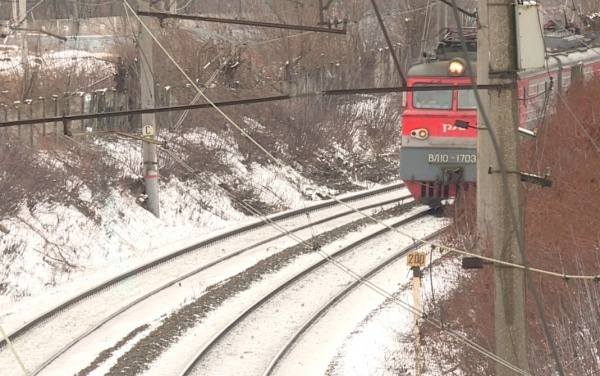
[0,4,592,374]
[170,0,194,12]
[86,0,121,6]
[13,0,586,303]
[1,4,596,283]
[170,48,240,131]
[162,146,530,376]
[122,3,536,373]
[0,325,28,376]
[562,333,600,369]
[555,90,600,152]
[419,0,434,59]
[121,0,600,284]
[368,0,407,86]
[9,5,596,376]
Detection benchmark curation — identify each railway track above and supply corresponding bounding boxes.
[176,209,446,376]
[262,227,448,376]
[0,183,410,375]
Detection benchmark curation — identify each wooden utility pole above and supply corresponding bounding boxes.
[476,0,529,375]
[139,1,160,218]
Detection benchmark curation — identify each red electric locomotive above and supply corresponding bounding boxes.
[399,25,600,206]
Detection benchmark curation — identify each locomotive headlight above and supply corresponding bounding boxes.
[448,58,466,76]
[410,128,429,139]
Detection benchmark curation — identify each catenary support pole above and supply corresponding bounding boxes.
[476,0,529,374]
[436,0,447,45]
[17,0,28,87]
[139,1,160,218]
[16,0,29,143]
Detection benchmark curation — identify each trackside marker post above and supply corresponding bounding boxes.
[407,251,426,376]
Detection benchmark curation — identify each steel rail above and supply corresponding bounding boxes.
[179,208,434,376]
[0,182,404,351]
[262,227,449,376]
[29,192,412,375]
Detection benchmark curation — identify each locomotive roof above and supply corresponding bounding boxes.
[408,45,600,78]
[408,23,600,78]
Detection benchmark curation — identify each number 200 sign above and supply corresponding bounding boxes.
[406,252,427,267]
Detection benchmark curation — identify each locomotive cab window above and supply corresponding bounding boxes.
[412,83,452,109]
[457,89,477,109]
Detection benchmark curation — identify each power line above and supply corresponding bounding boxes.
[162,144,530,375]
[0,324,28,376]
[555,90,600,152]
[0,84,506,128]
[121,6,534,372]
[4,4,596,283]
[136,10,347,34]
[125,0,600,294]
[170,47,240,131]
[4,6,590,373]
[0,0,580,299]
[12,0,49,26]
[368,0,407,86]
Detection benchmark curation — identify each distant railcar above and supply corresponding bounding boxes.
[399,28,600,206]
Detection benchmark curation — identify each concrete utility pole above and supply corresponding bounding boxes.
[476,0,529,375]
[139,1,160,218]
[72,0,80,35]
[16,0,29,100]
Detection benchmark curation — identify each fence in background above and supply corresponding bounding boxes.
[0,46,401,145]
[0,89,129,145]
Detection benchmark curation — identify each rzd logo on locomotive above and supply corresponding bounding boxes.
[441,123,467,132]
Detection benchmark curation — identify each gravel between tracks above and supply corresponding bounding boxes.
[86,203,419,376]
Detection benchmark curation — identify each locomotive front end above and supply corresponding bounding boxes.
[399,55,477,206]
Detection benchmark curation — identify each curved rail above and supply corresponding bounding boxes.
[179,208,433,376]
[262,227,449,376]
[0,182,404,351]
[29,189,411,374]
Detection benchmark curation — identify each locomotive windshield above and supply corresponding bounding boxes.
[458,89,477,109]
[412,83,452,109]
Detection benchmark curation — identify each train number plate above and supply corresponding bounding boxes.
[428,153,476,163]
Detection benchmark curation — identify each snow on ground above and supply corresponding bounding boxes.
[329,255,463,376]
[0,38,457,374]
[0,112,455,375]
[2,198,464,376]
[0,140,466,375]
[0,48,115,77]
[0,172,394,324]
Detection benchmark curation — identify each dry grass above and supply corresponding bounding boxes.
[429,78,600,374]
